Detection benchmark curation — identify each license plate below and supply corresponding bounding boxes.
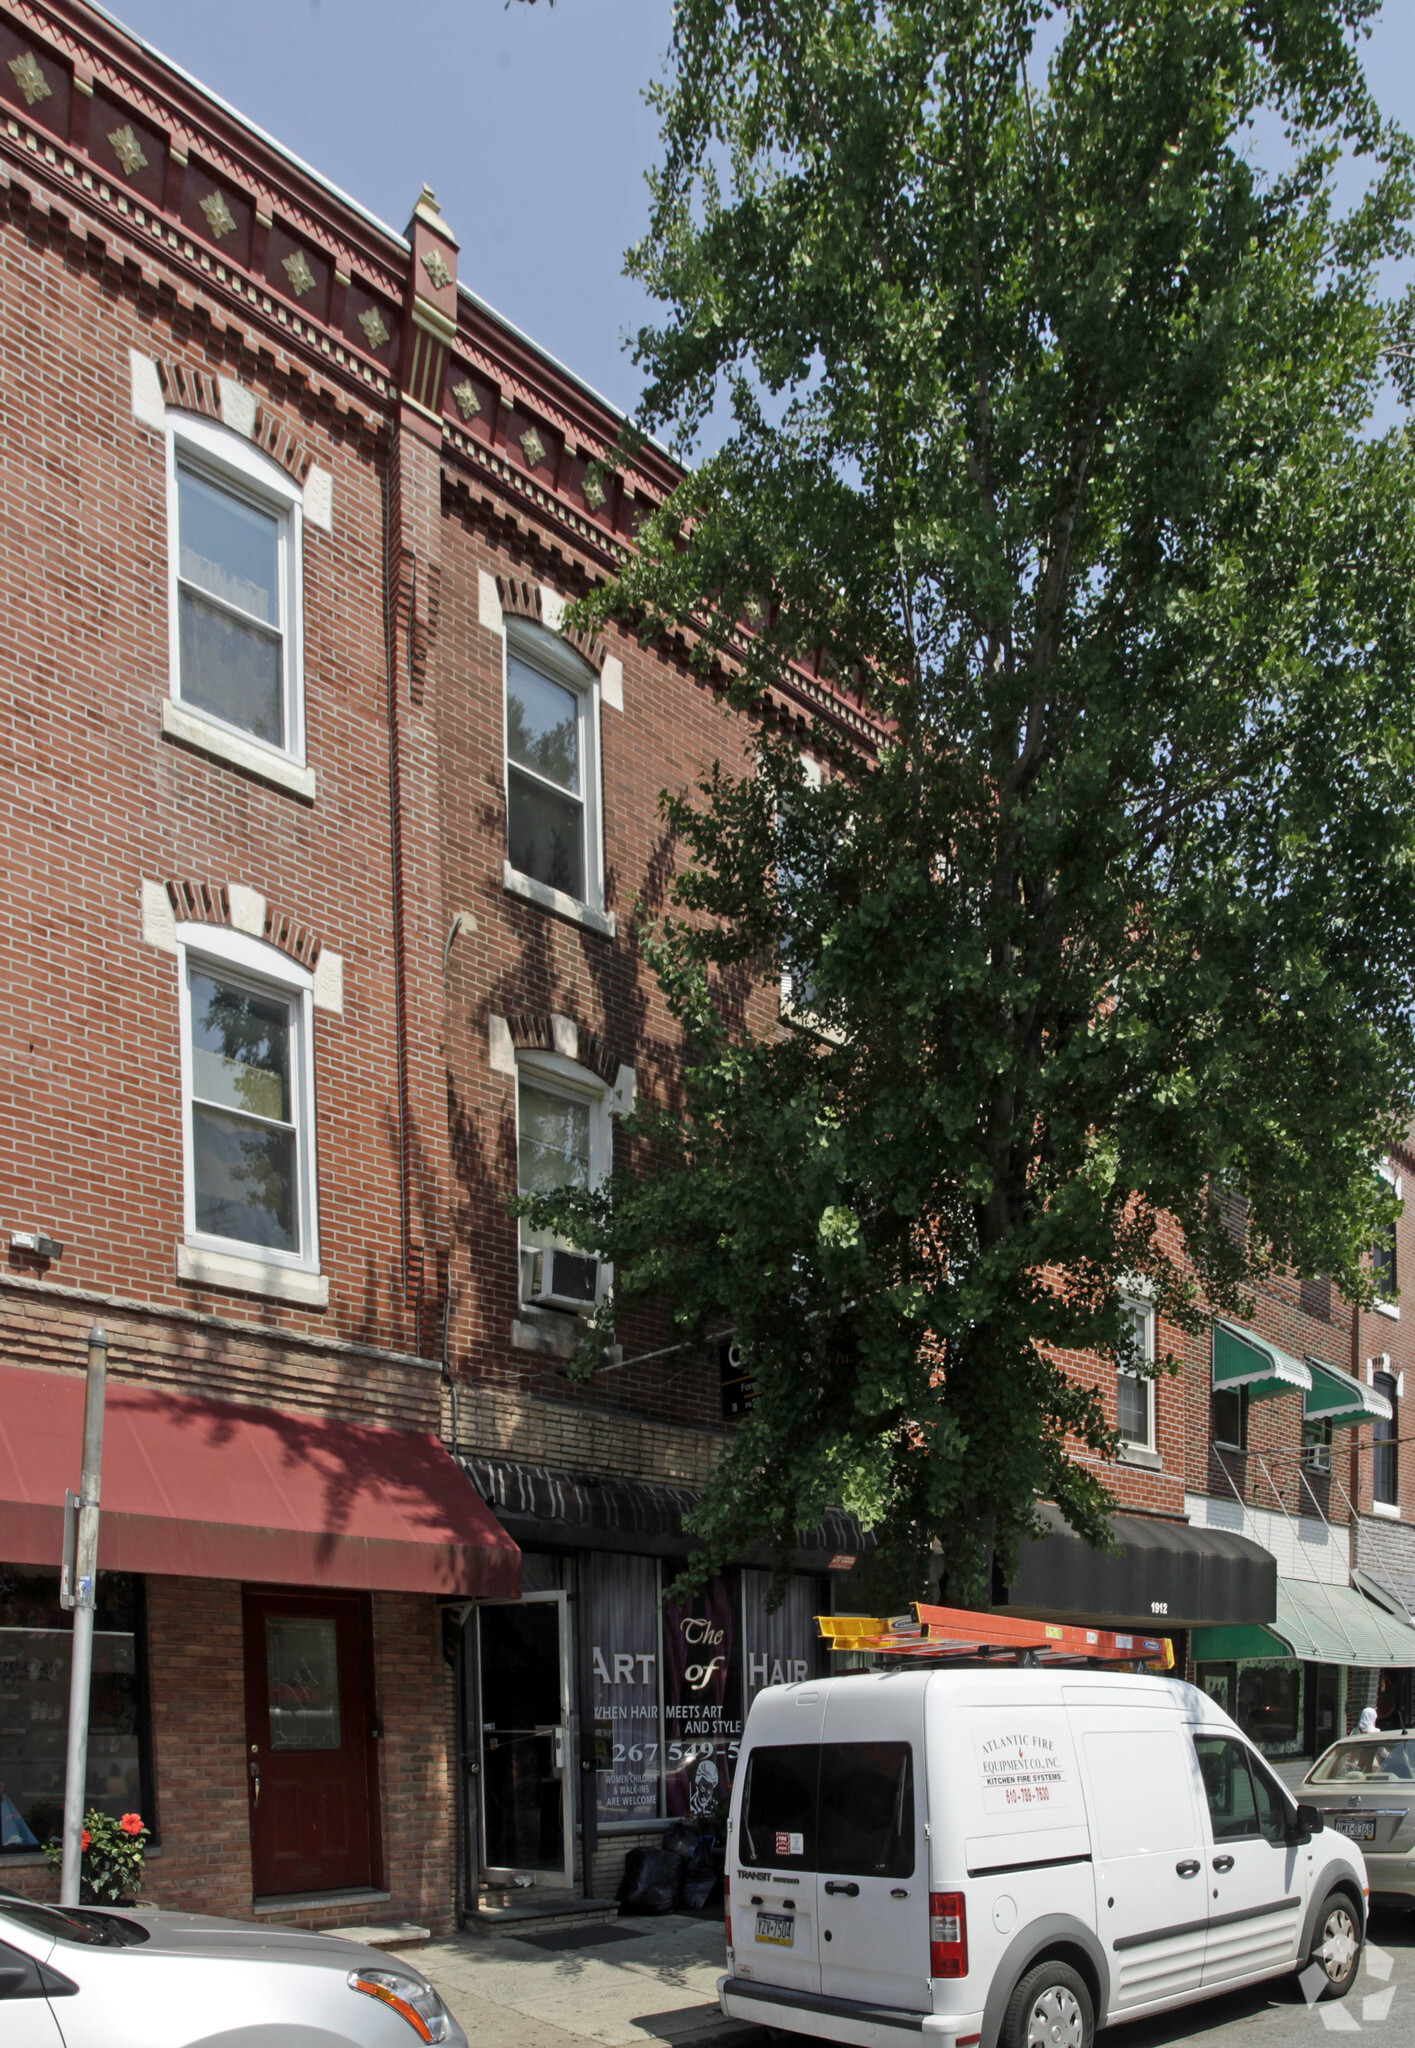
[1334,1817,1376,1841]
[755,1913,795,1946]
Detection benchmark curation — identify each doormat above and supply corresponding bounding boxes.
[512,1924,646,1951]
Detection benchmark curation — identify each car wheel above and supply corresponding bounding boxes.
[1306,1892,1362,1999]
[1000,1958,1094,2048]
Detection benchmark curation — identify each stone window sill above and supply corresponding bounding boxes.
[162,700,316,803]
[177,1243,329,1308]
[503,861,615,938]
[1118,1444,1163,1470]
[1373,1299,1401,1321]
[1372,1500,1403,1520]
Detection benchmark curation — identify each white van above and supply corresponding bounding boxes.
[719,1666,1367,2048]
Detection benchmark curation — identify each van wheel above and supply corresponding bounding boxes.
[1305,1893,1362,1999]
[1000,1959,1093,2048]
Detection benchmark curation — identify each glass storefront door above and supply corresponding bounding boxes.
[477,1593,572,1884]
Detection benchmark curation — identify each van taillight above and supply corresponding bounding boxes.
[724,1871,731,1943]
[930,1892,968,1979]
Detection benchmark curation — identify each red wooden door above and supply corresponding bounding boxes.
[242,1588,377,1898]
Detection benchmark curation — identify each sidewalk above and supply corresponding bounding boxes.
[419,1913,761,2048]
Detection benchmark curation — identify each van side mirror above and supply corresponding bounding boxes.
[1289,1801,1323,1843]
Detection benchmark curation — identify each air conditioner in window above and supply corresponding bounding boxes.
[1301,1442,1332,1475]
[526,1248,600,1313]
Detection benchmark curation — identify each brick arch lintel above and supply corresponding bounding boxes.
[506,1011,620,1088]
[155,357,317,486]
[496,575,606,675]
[165,878,325,971]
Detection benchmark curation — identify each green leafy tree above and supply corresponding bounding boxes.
[526,0,1415,1607]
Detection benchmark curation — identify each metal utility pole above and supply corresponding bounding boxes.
[60,1326,107,1908]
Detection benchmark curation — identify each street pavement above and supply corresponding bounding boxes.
[418,1903,1415,2048]
[419,1911,754,2048]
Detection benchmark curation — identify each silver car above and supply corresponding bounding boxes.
[1301,1733,1415,1903]
[0,1891,466,2047]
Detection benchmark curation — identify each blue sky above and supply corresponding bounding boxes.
[103,0,1415,431]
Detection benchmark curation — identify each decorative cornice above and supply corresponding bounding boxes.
[0,0,884,756]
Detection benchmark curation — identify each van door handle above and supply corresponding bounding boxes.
[823,1881,860,1897]
[1175,1860,1200,1878]
[1212,1855,1235,1873]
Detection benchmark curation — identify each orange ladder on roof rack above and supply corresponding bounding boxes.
[816,1602,1174,1670]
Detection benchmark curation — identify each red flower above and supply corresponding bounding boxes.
[80,1829,91,1851]
[119,1814,144,1836]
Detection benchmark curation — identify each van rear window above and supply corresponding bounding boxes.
[820,1742,914,1879]
[739,1744,817,1868]
[738,1742,914,1877]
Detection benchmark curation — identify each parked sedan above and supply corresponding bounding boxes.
[0,1891,465,2047]
[1301,1734,1415,1904]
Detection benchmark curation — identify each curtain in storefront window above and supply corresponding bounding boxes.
[583,1553,662,1827]
[742,1571,823,1700]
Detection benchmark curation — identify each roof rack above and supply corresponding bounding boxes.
[816,1602,1174,1671]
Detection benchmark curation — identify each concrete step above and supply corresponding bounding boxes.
[319,1921,432,1951]
[468,1892,620,1935]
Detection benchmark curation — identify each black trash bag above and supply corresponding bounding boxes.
[617,1844,683,1916]
[660,1820,698,1863]
[678,1839,719,1910]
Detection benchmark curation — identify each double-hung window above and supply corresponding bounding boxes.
[505,622,602,911]
[1375,1371,1400,1509]
[516,1055,608,1312]
[1117,1297,1156,1452]
[178,928,318,1273]
[168,414,303,761]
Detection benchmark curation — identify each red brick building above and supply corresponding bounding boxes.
[0,0,869,1926]
[2,0,1411,1936]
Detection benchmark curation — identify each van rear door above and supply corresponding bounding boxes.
[733,1694,825,1998]
[816,1681,930,2011]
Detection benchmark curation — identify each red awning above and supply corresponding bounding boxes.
[0,1363,520,1597]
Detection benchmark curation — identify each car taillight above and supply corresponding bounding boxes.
[929,1891,968,1979]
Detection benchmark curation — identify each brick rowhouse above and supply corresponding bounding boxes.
[1,0,1411,1932]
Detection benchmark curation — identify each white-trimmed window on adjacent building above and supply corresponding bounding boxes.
[516,1052,610,1314]
[1117,1297,1156,1454]
[1374,1371,1400,1510]
[178,927,319,1273]
[504,620,604,915]
[168,412,304,760]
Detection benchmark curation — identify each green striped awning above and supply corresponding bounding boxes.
[1194,1581,1415,1668]
[1212,1322,1311,1403]
[1304,1361,1393,1431]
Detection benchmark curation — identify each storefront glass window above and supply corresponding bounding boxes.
[1236,1663,1302,1752]
[0,1569,148,1853]
[584,1554,662,1829]
[742,1571,822,1701]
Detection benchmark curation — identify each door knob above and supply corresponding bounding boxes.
[249,1761,261,1810]
[1175,1860,1200,1877]
[1212,1855,1235,1872]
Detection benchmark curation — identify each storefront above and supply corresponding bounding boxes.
[0,1363,518,1924]
[1192,1577,1415,1777]
[461,1457,852,1900]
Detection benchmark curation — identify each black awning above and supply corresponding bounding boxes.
[459,1455,868,1570]
[1000,1502,1276,1631]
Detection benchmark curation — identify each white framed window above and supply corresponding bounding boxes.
[1117,1297,1156,1452]
[177,925,319,1273]
[515,1049,610,1313]
[504,620,603,914]
[167,413,304,762]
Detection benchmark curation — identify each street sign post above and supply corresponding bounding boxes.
[59,1326,107,1907]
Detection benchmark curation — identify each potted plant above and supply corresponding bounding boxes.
[44,1811,148,1905]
